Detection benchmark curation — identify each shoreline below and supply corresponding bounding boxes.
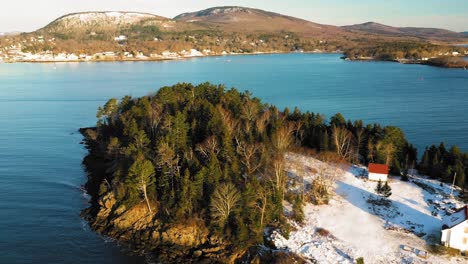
[0,51,340,64]
[0,51,294,64]
[343,57,468,69]
[2,51,465,69]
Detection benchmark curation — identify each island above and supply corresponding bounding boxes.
[80,83,468,263]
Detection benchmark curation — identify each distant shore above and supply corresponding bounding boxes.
[2,52,466,69]
[343,56,468,69]
[0,51,316,64]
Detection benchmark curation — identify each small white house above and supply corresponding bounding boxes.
[368,163,389,181]
[441,206,468,252]
[114,35,127,42]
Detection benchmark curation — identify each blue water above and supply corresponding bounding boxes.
[1,54,467,263]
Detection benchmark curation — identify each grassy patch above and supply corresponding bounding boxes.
[315,227,336,240]
[426,244,461,256]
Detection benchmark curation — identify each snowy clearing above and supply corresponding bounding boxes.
[272,153,466,264]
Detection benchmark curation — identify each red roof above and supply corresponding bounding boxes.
[368,163,389,174]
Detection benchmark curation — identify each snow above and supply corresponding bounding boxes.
[272,153,466,263]
[61,12,155,24]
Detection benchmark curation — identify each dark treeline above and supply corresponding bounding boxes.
[83,83,420,249]
[344,41,458,61]
[420,143,468,189]
[425,56,468,68]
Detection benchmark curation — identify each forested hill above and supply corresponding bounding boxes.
[1,7,466,60]
[81,82,442,261]
[343,22,467,41]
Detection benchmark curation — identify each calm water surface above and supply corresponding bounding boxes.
[1,54,467,263]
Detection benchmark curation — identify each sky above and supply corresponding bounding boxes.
[0,0,467,32]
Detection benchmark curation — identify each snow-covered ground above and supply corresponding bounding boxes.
[272,153,466,263]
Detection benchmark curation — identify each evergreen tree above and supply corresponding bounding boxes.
[380,182,392,198]
[126,157,156,213]
[375,180,383,195]
[292,195,304,223]
[320,129,329,152]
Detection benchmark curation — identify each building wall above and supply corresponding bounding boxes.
[441,229,449,245]
[444,220,468,252]
[368,172,387,181]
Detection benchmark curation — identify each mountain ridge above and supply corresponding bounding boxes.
[1,7,466,64]
[342,21,467,40]
[173,6,342,37]
[3,8,464,41]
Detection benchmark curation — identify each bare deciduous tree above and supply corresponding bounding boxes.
[255,188,269,226]
[368,141,376,162]
[255,110,270,135]
[146,100,163,140]
[156,142,180,193]
[272,123,294,153]
[354,128,365,164]
[235,138,263,178]
[377,141,396,166]
[196,135,220,158]
[241,100,260,122]
[210,183,241,225]
[310,161,334,205]
[332,125,353,161]
[218,106,238,135]
[272,155,287,200]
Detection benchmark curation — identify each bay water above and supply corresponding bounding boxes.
[1,54,467,263]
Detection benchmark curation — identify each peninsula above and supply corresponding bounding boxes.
[81,83,468,263]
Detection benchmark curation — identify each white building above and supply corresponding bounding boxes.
[114,35,127,42]
[441,206,468,252]
[368,163,389,181]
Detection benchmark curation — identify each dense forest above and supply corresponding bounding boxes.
[343,41,464,61]
[82,83,424,258]
[419,144,468,189]
[425,56,468,68]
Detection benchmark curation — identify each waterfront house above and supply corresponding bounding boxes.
[368,163,389,181]
[441,206,468,252]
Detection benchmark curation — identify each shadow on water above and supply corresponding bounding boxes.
[335,180,441,244]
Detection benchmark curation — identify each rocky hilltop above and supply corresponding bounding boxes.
[48,11,163,26]
[36,11,199,38]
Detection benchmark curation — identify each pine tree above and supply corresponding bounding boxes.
[320,129,329,152]
[380,182,392,198]
[375,180,383,194]
[292,195,304,223]
[126,157,156,213]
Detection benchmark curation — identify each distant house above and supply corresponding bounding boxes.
[368,163,389,181]
[114,35,127,42]
[441,206,468,252]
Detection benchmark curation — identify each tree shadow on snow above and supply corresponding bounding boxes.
[335,181,441,245]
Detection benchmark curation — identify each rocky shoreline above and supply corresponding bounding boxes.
[80,128,230,263]
[79,127,307,264]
